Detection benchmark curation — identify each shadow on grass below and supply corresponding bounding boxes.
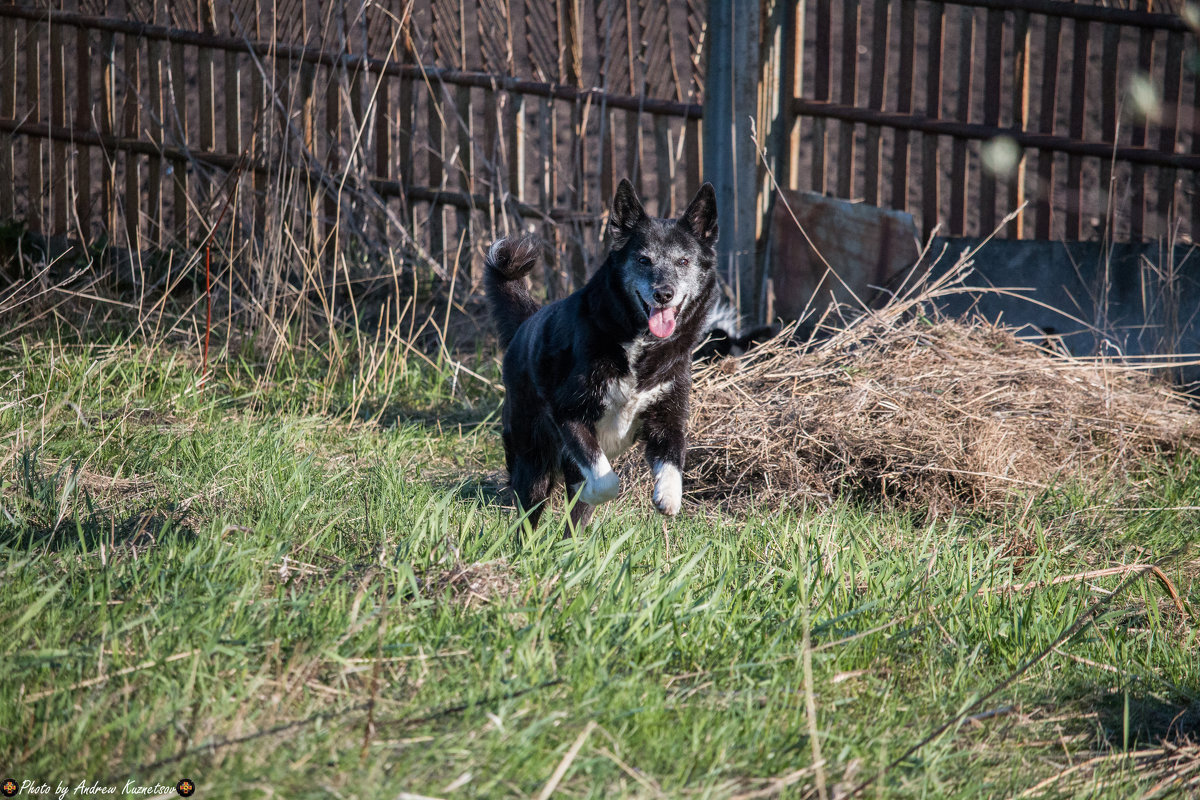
[1,502,195,553]
[1093,689,1200,748]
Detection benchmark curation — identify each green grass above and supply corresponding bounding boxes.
[2,337,1198,799]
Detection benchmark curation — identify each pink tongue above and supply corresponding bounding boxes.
[648,306,677,338]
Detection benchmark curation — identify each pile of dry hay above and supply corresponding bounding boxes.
[689,263,1200,513]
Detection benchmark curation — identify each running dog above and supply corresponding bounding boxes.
[484,179,719,530]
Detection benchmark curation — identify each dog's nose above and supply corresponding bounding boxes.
[653,287,675,305]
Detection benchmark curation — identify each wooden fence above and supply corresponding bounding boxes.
[0,0,704,299]
[1,0,1197,318]
[784,0,1200,242]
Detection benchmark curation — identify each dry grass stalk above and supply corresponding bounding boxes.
[689,250,1200,513]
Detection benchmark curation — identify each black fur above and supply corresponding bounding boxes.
[485,179,719,531]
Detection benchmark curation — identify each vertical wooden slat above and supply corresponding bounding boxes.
[595,0,618,203]
[1192,48,1200,240]
[146,31,164,246]
[922,2,945,238]
[455,81,475,265]
[1034,14,1061,239]
[169,34,189,241]
[1065,19,1089,240]
[811,0,830,193]
[507,0,528,206]
[397,3,416,225]
[222,0,242,156]
[891,0,915,212]
[51,10,68,235]
[1006,10,1029,238]
[122,18,140,247]
[836,0,859,199]
[862,0,889,207]
[251,0,266,236]
[100,7,117,236]
[74,5,93,238]
[978,8,1003,235]
[949,6,974,234]
[1129,27,1154,240]
[1,17,19,223]
[26,20,43,234]
[1098,23,1120,237]
[686,115,701,198]
[324,52,340,234]
[539,95,557,294]
[428,82,445,260]
[623,0,643,194]
[1154,30,1183,237]
[198,3,216,154]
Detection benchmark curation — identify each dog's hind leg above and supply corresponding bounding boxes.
[510,456,553,531]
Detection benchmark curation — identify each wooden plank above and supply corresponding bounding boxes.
[1,17,18,222]
[454,81,474,272]
[507,0,528,206]
[922,2,945,237]
[26,19,43,233]
[198,2,215,153]
[221,0,241,156]
[836,0,859,199]
[891,0,915,212]
[1193,43,1200,241]
[949,5,974,234]
[811,0,830,193]
[1129,27,1153,240]
[146,33,164,245]
[685,115,700,199]
[1154,30,1184,237]
[169,35,189,242]
[1065,18,1089,239]
[1034,14,1060,239]
[123,20,140,247]
[428,81,445,261]
[397,0,417,225]
[978,7,1003,234]
[1097,23,1119,237]
[862,0,889,207]
[1006,9,1029,237]
[101,5,117,236]
[51,7,69,234]
[75,10,92,235]
[539,95,557,295]
[623,0,643,195]
[780,0,800,192]
[250,0,265,236]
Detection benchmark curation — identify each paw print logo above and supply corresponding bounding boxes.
[1,779,17,797]
[175,779,195,797]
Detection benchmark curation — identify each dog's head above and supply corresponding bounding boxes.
[606,179,718,340]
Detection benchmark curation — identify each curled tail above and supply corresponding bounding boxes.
[484,235,542,350]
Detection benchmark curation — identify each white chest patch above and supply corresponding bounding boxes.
[595,374,673,460]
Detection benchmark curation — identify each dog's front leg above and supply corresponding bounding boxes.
[558,420,620,506]
[641,389,688,517]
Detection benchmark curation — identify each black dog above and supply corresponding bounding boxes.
[484,179,719,530]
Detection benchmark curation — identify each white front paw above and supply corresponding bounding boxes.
[580,458,620,505]
[652,463,682,516]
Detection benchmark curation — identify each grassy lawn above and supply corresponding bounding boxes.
[2,337,1198,798]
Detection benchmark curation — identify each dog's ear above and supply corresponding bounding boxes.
[678,182,718,248]
[606,178,646,250]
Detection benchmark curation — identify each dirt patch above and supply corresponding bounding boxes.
[689,264,1200,513]
[419,560,520,609]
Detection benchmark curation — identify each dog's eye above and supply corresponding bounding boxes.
[677,257,689,267]
[638,255,652,266]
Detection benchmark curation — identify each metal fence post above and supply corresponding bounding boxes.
[704,0,762,322]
